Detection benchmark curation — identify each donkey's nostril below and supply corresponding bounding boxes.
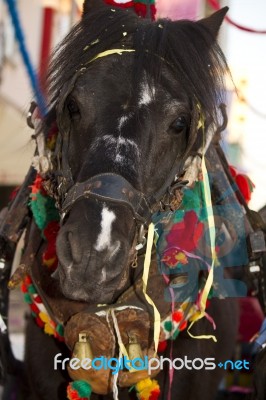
[56,229,83,268]
[67,231,82,264]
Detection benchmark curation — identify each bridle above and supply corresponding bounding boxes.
[37,49,205,250]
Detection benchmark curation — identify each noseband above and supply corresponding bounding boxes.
[60,166,189,225]
[61,173,152,223]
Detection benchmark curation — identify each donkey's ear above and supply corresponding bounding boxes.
[198,7,228,38]
[83,0,105,16]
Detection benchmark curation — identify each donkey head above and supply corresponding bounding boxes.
[47,1,228,303]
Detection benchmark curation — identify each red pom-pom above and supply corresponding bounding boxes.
[24,275,32,286]
[34,295,42,304]
[149,389,160,400]
[35,316,45,328]
[235,174,255,203]
[172,310,183,323]
[179,320,187,331]
[21,283,27,293]
[104,0,134,8]
[67,387,80,400]
[43,221,60,269]
[229,165,237,178]
[158,340,167,353]
[30,303,40,315]
[133,3,156,20]
[43,221,60,241]
[31,174,46,195]
[229,165,255,203]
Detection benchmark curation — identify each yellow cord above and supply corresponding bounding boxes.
[142,223,161,354]
[187,108,218,342]
[86,49,135,64]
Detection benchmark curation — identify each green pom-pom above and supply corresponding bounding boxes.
[30,193,59,230]
[30,192,48,230]
[24,293,32,304]
[134,0,155,4]
[71,380,92,398]
[164,321,173,333]
[28,284,37,295]
[172,329,180,340]
[56,324,64,337]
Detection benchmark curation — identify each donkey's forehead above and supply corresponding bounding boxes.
[138,81,156,107]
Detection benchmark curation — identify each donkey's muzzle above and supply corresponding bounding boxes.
[61,173,152,224]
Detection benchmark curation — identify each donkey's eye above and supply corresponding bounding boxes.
[171,116,188,134]
[66,98,80,116]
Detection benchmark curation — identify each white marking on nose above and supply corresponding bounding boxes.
[139,82,155,107]
[117,112,133,130]
[114,137,140,166]
[91,134,140,168]
[118,115,129,130]
[94,206,116,252]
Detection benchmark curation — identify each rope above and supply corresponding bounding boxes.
[3,0,47,115]
[207,0,266,34]
[110,308,130,361]
[112,350,121,400]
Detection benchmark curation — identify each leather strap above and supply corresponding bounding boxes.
[61,173,152,224]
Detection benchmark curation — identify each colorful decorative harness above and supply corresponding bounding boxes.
[20,120,218,400]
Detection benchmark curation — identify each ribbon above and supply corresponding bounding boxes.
[87,49,135,65]
[162,274,174,400]
[186,109,218,342]
[186,156,217,342]
[142,223,161,354]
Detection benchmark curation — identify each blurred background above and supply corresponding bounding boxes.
[0,0,266,397]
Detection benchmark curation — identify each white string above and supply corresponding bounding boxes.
[110,309,129,360]
[112,349,122,400]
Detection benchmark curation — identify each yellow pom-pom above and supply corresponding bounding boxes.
[39,312,50,323]
[135,378,160,400]
[44,322,55,335]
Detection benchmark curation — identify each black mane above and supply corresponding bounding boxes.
[45,6,228,130]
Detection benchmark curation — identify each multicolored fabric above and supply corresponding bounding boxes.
[153,175,249,306]
[104,0,156,20]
